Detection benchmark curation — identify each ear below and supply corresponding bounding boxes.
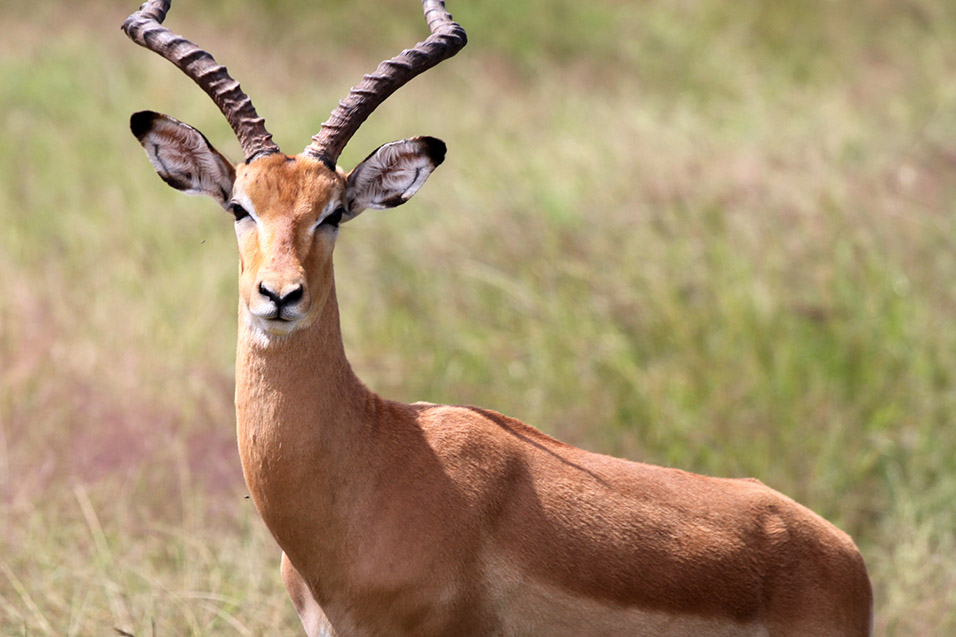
[344,136,446,219]
[130,110,236,207]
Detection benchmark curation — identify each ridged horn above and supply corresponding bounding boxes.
[122,0,280,163]
[304,0,467,167]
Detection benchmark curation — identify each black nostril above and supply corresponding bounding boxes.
[259,282,303,308]
[282,285,304,306]
[258,282,281,305]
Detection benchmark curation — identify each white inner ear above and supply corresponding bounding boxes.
[140,116,235,205]
[346,138,441,215]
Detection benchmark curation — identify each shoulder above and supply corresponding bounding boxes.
[411,403,575,458]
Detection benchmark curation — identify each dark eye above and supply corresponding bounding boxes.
[322,206,345,228]
[228,202,250,222]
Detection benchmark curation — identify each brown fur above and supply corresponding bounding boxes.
[227,154,874,636]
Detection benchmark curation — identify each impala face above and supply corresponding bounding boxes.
[231,156,345,336]
[124,0,462,343]
[130,111,446,340]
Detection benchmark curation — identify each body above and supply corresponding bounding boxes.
[236,269,872,637]
[123,2,873,634]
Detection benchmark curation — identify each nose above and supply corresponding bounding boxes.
[258,281,304,309]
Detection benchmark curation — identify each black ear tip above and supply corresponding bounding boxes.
[420,136,447,166]
[130,110,159,140]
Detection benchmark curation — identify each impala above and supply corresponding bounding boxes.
[123,1,873,635]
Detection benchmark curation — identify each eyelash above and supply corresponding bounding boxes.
[227,203,345,227]
[321,206,346,228]
[229,202,250,222]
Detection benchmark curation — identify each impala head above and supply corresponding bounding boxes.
[123,0,465,337]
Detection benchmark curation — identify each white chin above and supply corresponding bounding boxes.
[244,312,299,340]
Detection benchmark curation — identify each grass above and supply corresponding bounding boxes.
[2,0,955,633]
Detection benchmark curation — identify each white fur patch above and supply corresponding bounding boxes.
[314,197,345,231]
[230,189,261,223]
[483,555,770,637]
[345,137,444,216]
[134,113,235,206]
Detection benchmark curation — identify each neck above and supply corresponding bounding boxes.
[234,279,375,518]
[237,279,368,404]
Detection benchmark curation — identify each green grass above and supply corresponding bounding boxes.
[2,0,956,633]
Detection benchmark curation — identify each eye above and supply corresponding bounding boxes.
[228,202,250,222]
[321,206,346,229]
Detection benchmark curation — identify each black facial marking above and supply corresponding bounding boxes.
[245,148,281,164]
[323,206,345,227]
[159,172,191,192]
[304,149,336,171]
[380,194,408,208]
[150,144,175,180]
[130,110,159,140]
[148,142,191,192]
[149,142,164,165]
[419,136,447,166]
[228,202,250,221]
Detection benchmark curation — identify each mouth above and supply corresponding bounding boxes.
[276,307,306,323]
[245,298,313,337]
[259,315,299,336]
[244,308,300,336]
[252,306,302,322]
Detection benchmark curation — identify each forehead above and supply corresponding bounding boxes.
[235,154,343,217]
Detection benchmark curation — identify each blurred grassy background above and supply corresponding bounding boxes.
[1,0,955,633]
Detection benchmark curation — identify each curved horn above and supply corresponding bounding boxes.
[304,0,467,167]
[122,0,279,163]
